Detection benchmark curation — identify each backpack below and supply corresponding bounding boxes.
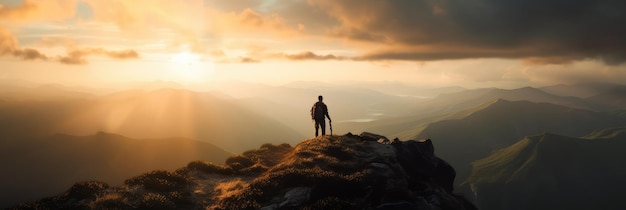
[311,102,326,119]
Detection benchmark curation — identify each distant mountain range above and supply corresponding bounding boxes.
[464,127,626,210]
[0,132,232,208]
[418,99,626,185]
[2,80,625,209]
[586,86,626,111]
[540,83,623,98]
[0,88,304,152]
[338,85,618,139]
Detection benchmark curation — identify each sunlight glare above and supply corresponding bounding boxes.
[172,51,199,66]
[169,51,214,83]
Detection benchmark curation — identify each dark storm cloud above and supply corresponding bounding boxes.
[309,0,626,64]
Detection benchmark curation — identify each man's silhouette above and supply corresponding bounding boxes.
[311,95,331,137]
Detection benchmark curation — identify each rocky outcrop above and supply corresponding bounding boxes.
[214,132,475,209]
[13,133,476,210]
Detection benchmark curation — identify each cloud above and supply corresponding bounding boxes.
[0,0,38,19]
[207,1,329,34]
[355,47,529,61]
[0,26,19,54]
[58,48,139,65]
[212,7,305,38]
[275,51,346,61]
[58,54,85,64]
[307,0,626,64]
[0,26,47,61]
[103,49,139,59]
[212,50,346,63]
[81,0,209,53]
[6,0,623,66]
[13,48,48,60]
[239,57,259,63]
[0,0,77,22]
[2,24,138,64]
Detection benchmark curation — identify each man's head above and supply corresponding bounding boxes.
[318,95,323,101]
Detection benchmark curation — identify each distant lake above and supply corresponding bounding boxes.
[339,112,384,123]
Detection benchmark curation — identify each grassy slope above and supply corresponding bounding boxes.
[417,99,626,186]
[465,128,626,210]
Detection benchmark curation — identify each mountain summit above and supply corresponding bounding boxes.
[14,133,476,210]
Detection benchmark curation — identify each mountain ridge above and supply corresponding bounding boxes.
[464,128,626,210]
[341,86,596,140]
[417,99,626,187]
[12,133,477,210]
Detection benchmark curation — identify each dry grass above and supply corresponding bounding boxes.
[89,193,133,210]
[11,135,474,210]
[214,179,250,201]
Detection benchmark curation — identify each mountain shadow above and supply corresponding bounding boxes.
[464,127,626,210]
[12,133,476,210]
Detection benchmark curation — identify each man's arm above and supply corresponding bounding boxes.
[325,105,331,121]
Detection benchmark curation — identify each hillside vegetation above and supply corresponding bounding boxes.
[464,127,626,210]
[0,132,232,208]
[12,133,476,210]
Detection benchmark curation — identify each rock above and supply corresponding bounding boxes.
[279,187,311,208]
[259,203,278,210]
[393,138,456,192]
[360,132,390,142]
[366,141,397,159]
[376,201,419,209]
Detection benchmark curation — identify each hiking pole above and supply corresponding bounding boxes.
[330,120,333,135]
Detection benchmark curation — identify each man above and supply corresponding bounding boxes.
[311,95,332,137]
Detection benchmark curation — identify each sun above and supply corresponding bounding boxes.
[172,51,199,66]
[169,51,214,83]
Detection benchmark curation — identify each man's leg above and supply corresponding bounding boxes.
[315,120,320,137]
[320,120,326,136]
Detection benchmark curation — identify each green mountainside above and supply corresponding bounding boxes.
[418,99,626,185]
[464,127,626,210]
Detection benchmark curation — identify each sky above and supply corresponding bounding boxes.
[1,0,626,89]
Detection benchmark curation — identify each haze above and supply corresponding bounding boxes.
[2,0,626,209]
